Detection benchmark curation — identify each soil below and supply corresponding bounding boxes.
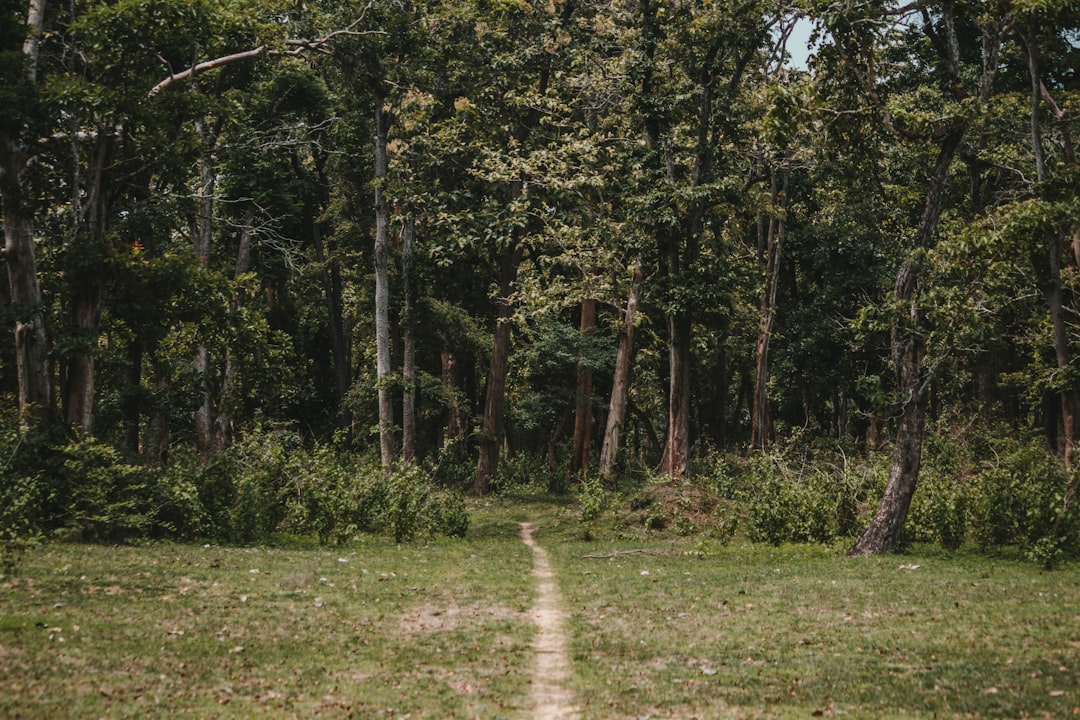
[519,522,579,720]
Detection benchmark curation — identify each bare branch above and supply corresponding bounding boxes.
[149,9,387,97]
[150,46,269,96]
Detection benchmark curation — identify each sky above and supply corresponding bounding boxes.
[785,16,816,69]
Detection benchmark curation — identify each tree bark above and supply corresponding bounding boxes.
[310,164,350,425]
[123,339,143,453]
[440,345,466,449]
[599,264,642,482]
[751,171,786,451]
[570,296,597,477]
[850,129,964,556]
[212,206,256,448]
[63,131,114,434]
[401,214,417,464]
[474,242,524,495]
[1024,28,1076,467]
[660,311,692,479]
[0,0,51,425]
[147,360,171,466]
[193,116,220,463]
[374,102,396,470]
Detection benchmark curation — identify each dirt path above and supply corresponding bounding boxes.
[519,522,579,720]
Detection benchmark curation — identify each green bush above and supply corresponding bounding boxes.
[748,453,833,544]
[495,452,565,496]
[428,490,470,538]
[967,436,1078,566]
[577,474,608,522]
[745,448,882,545]
[56,436,164,541]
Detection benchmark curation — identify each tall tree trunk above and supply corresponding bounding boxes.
[373,103,396,470]
[64,281,102,432]
[0,243,14,398]
[63,131,113,434]
[599,264,642,482]
[147,360,171,466]
[213,206,255,448]
[570,296,597,477]
[661,311,692,479]
[401,214,417,464]
[850,129,964,556]
[751,172,786,451]
[2,198,51,422]
[474,242,523,494]
[1,0,51,425]
[123,339,142,453]
[192,116,220,462]
[440,342,467,451]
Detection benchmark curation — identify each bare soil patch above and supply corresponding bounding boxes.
[520,522,579,720]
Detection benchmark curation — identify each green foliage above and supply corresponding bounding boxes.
[744,448,883,546]
[0,421,46,577]
[967,434,1079,567]
[494,452,565,496]
[57,437,163,541]
[897,426,1080,564]
[748,452,837,544]
[577,474,608,523]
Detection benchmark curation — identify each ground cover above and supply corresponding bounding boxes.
[0,510,533,719]
[2,498,1078,719]
[541,524,1080,719]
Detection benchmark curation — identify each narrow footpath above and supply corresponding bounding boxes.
[519,522,580,720]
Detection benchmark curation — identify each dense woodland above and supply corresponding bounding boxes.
[2,0,1079,560]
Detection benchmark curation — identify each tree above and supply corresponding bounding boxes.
[627,0,777,478]
[815,0,1012,555]
[1,0,52,425]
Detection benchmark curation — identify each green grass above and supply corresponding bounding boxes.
[2,498,1079,719]
[543,531,1080,719]
[0,510,533,719]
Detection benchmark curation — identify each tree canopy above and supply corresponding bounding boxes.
[1,0,1078,557]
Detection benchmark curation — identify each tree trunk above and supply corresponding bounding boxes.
[192,116,222,463]
[751,172,786,451]
[1,0,51,425]
[850,129,964,556]
[440,342,466,451]
[63,131,114,434]
[310,184,350,425]
[401,214,417,464]
[570,296,596,477]
[123,339,142,453]
[147,360,171,467]
[374,102,396,470]
[2,198,51,422]
[63,281,102,432]
[474,242,523,495]
[0,242,14,398]
[660,311,692,479]
[213,207,256,448]
[599,264,642,482]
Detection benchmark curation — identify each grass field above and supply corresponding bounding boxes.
[2,499,1078,719]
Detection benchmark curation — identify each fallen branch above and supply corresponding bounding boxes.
[580,549,670,559]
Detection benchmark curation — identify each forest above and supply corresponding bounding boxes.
[2,0,1079,563]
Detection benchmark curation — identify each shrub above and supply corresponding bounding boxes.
[745,448,880,545]
[967,435,1079,566]
[429,490,470,538]
[577,474,608,522]
[747,453,834,544]
[56,436,163,541]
